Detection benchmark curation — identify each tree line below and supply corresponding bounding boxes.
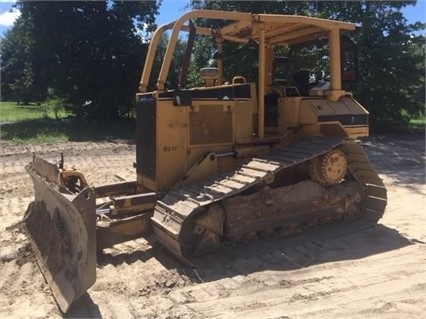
[1,1,159,119]
[1,0,424,125]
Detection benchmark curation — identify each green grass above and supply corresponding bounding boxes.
[0,101,135,144]
[409,116,426,129]
[0,100,69,122]
[1,119,136,144]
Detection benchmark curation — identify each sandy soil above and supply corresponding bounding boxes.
[0,132,425,319]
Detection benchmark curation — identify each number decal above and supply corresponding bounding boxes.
[163,146,178,152]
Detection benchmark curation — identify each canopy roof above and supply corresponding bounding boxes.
[172,10,355,45]
[140,10,356,93]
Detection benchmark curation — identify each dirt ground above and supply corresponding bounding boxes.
[0,132,425,319]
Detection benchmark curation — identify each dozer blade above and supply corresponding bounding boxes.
[24,157,96,313]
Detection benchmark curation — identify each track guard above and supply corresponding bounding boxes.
[24,158,96,313]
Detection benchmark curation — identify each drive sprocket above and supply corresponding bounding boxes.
[310,148,348,185]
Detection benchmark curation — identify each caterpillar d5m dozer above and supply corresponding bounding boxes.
[24,10,387,312]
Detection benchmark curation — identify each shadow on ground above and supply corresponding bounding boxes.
[64,293,101,319]
[97,218,417,283]
[361,131,425,185]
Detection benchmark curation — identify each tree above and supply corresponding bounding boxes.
[0,19,44,104]
[146,33,187,91]
[3,1,160,119]
[310,1,425,125]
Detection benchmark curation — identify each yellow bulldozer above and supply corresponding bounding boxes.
[24,10,387,312]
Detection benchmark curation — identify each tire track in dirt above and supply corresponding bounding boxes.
[0,143,136,198]
[0,195,61,318]
[180,243,425,318]
[0,141,135,157]
[177,209,425,317]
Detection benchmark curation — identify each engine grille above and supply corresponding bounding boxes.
[136,99,156,180]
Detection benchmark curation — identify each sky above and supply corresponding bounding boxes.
[0,0,424,36]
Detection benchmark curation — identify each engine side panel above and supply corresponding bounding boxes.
[277,96,369,138]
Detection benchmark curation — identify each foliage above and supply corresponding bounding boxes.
[187,0,425,126]
[409,116,426,130]
[0,20,43,104]
[312,1,425,126]
[40,97,68,120]
[146,33,188,91]
[1,1,160,119]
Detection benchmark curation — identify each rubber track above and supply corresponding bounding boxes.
[152,137,387,257]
